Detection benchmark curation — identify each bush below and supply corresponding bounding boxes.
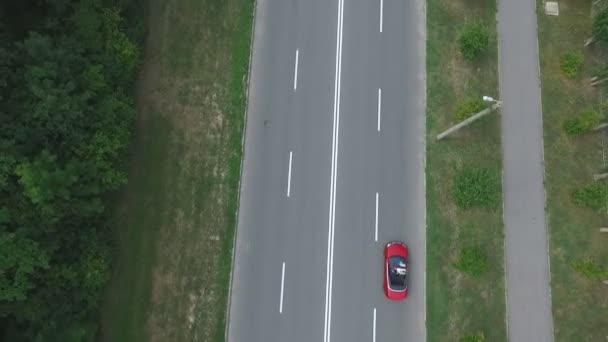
[572,183,608,210]
[593,64,608,81]
[600,100,608,113]
[592,8,608,43]
[455,96,485,121]
[452,168,500,209]
[559,52,583,78]
[460,332,486,342]
[454,247,488,277]
[572,257,608,281]
[458,23,490,60]
[563,109,601,136]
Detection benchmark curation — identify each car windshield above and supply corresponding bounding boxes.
[388,255,407,290]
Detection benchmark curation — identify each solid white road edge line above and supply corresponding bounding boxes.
[372,308,377,342]
[324,0,344,341]
[380,0,383,33]
[377,88,382,132]
[287,151,293,197]
[293,49,299,91]
[375,192,379,242]
[280,262,285,313]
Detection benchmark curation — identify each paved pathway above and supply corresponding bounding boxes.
[497,0,554,341]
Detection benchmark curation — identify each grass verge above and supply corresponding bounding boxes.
[426,0,506,340]
[537,0,608,340]
[100,0,254,341]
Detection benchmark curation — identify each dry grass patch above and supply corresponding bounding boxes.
[100,0,253,341]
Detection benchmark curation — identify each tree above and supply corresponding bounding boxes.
[100,6,140,87]
[0,0,140,339]
[0,233,49,301]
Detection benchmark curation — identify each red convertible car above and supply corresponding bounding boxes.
[383,242,409,300]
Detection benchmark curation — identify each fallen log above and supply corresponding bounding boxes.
[593,173,608,181]
[592,123,608,131]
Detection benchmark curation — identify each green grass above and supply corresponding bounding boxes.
[100,0,254,341]
[426,0,506,340]
[452,167,500,209]
[537,0,608,340]
[454,246,489,277]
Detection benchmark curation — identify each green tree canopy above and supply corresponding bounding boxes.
[0,233,49,301]
[0,0,141,339]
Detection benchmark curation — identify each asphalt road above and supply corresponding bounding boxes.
[497,0,555,341]
[227,0,425,340]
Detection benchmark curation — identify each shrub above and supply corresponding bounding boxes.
[572,257,608,281]
[452,168,500,209]
[600,100,608,113]
[454,247,488,277]
[593,64,608,81]
[559,52,583,78]
[455,96,485,121]
[458,23,490,60]
[592,8,608,43]
[563,109,601,136]
[460,332,486,342]
[572,183,608,210]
